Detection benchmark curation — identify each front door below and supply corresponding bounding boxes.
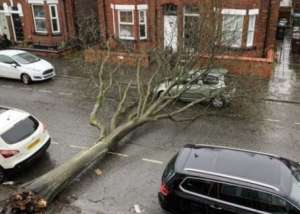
[12,13,23,41]
[164,15,177,52]
[0,13,11,40]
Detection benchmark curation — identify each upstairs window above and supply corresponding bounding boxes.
[32,5,47,33]
[118,10,134,40]
[49,4,60,34]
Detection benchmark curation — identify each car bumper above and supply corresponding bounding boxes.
[6,138,51,173]
[158,192,180,214]
[32,73,56,81]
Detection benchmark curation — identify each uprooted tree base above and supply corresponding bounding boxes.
[1,191,47,214]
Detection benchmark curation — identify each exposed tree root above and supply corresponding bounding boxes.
[1,191,47,214]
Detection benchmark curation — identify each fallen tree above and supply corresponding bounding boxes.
[1,1,264,212]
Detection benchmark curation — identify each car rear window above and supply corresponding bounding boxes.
[1,116,39,144]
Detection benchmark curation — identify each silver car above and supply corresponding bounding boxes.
[155,68,233,108]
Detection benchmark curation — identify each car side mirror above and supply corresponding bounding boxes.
[11,62,19,68]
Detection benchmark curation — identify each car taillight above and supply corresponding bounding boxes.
[160,183,170,197]
[0,150,19,158]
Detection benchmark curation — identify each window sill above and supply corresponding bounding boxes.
[34,32,48,36]
[221,46,257,51]
[119,37,136,40]
[51,33,62,37]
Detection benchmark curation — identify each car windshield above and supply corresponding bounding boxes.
[12,52,40,64]
[1,116,39,144]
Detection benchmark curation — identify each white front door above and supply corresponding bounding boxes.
[164,15,177,52]
[0,13,11,40]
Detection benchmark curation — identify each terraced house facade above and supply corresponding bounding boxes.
[95,0,280,77]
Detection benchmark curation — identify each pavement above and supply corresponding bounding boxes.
[0,36,299,213]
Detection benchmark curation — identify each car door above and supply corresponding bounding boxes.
[0,54,20,79]
[178,177,219,214]
[209,183,263,214]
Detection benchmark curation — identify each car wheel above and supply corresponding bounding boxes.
[212,97,225,108]
[0,167,6,183]
[21,74,31,85]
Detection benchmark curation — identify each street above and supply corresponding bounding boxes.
[0,38,300,213]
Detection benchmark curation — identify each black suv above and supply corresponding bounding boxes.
[158,144,300,214]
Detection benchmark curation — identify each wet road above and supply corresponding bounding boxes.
[0,42,300,213]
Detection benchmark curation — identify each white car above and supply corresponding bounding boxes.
[0,50,56,84]
[0,106,51,181]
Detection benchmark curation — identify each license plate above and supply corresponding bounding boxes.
[27,139,41,150]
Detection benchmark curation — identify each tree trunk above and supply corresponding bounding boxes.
[3,118,148,213]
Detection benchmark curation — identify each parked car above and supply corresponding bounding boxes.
[155,68,234,108]
[0,106,51,181]
[292,27,300,54]
[0,50,56,84]
[159,144,300,214]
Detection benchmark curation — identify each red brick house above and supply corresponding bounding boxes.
[92,0,280,77]
[0,0,75,49]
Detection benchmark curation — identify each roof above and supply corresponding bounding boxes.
[0,49,26,57]
[175,144,295,196]
[0,108,29,135]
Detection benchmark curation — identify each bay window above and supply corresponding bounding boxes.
[247,9,259,47]
[49,4,60,34]
[247,15,256,47]
[222,14,244,48]
[32,5,47,33]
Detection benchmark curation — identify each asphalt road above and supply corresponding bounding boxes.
[0,68,300,214]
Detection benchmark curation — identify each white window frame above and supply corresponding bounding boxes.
[31,4,47,34]
[246,9,259,47]
[49,4,60,34]
[117,9,135,40]
[139,10,147,40]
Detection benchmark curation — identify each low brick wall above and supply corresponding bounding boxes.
[213,49,275,79]
[84,49,149,67]
[13,47,76,58]
[84,48,275,79]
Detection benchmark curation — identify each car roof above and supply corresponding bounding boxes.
[175,144,295,196]
[0,49,26,57]
[0,108,30,135]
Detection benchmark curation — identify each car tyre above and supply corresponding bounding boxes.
[0,167,6,183]
[212,97,225,108]
[21,74,31,85]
